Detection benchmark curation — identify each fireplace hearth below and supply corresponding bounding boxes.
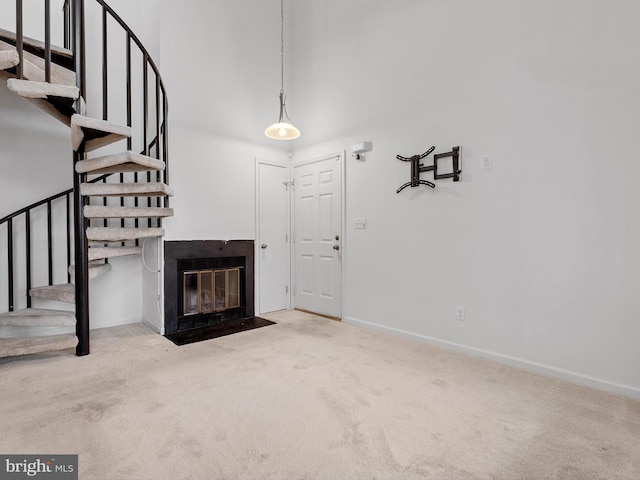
[164,240,255,335]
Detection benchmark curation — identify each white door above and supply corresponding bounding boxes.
[293,154,343,318]
[257,161,290,314]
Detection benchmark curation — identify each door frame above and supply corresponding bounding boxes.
[291,151,346,318]
[255,158,292,315]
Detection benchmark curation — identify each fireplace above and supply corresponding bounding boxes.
[164,240,255,334]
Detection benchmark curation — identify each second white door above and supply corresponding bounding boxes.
[258,162,290,314]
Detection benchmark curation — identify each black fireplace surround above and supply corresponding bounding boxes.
[164,240,255,334]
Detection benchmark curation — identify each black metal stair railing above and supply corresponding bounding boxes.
[2,0,169,356]
[0,190,73,314]
[0,173,120,316]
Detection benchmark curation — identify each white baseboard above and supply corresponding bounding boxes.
[141,316,162,334]
[343,316,640,401]
[91,316,141,330]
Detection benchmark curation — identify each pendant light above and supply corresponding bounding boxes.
[265,0,300,140]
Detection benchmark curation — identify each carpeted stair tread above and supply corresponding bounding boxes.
[0,49,19,70]
[86,227,165,242]
[80,182,173,197]
[88,246,142,261]
[7,78,79,100]
[0,28,73,61]
[75,151,165,174]
[71,114,131,152]
[0,40,75,86]
[0,308,75,327]
[84,205,174,219]
[0,43,78,124]
[0,334,77,358]
[30,283,75,304]
[68,262,113,282]
[1,72,75,125]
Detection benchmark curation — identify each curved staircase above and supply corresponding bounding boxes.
[0,0,171,358]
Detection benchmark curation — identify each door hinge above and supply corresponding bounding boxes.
[283,180,295,190]
[286,285,289,293]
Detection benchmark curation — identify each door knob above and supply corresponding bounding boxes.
[335,235,340,241]
[261,244,268,249]
[333,245,340,251]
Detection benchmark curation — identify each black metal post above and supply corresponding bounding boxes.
[7,219,14,312]
[73,151,90,356]
[143,55,148,155]
[126,34,132,140]
[73,0,89,356]
[155,75,161,221]
[73,0,86,99]
[63,0,71,50]
[16,0,23,79]
[47,201,53,285]
[120,172,125,244]
[102,6,108,120]
[162,90,169,207]
[103,177,108,228]
[143,56,150,227]
[44,0,51,82]
[66,194,71,283]
[125,34,132,247]
[25,211,31,308]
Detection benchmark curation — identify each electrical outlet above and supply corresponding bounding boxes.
[355,218,367,229]
[480,155,492,170]
[455,306,465,321]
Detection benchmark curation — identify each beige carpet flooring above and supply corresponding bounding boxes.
[0,310,638,480]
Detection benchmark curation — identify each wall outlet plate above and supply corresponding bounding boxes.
[481,155,492,170]
[355,218,367,229]
[456,306,465,321]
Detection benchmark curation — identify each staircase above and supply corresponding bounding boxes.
[0,0,171,358]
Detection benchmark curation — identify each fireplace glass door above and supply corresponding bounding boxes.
[183,268,241,316]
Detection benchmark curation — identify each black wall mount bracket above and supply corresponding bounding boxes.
[396,146,461,193]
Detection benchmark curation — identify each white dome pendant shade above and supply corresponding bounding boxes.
[265,0,300,140]
[265,91,300,140]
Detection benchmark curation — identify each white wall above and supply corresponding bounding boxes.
[158,0,289,241]
[159,0,294,149]
[0,82,73,324]
[0,84,71,216]
[161,125,287,241]
[0,0,66,47]
[289,0,640,397]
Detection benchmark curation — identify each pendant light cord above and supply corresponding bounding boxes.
[265,0,300,138]
[280,0,284,94]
